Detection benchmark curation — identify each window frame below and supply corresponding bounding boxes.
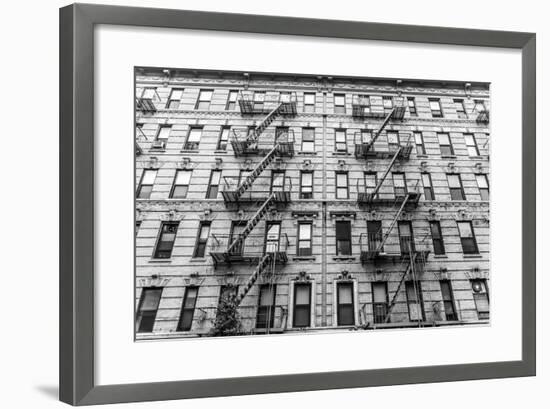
[438,132,454,156]
[371,281,389,324]
[301,127,315,152]
[256,284,277,329]
[454,98,467,118]
[440,280,458,321]
[300,171,313,199]
[429,98,443,117]
[421,172,435,200]
[447,173,465,201]
[217,126,230,151]
[405,280,425,321]
[335,171,349,199]
[136,287,163,333]
[137,169,157,199]
[177,286,199,331]
[392,172,407,197]
[336,281,355,326]
[153,221,179,259]
[333,93,346,114]
[476,174,490,201]
[334,129,348,153]
[414,131,426,155]
[407,96,417,116]
[303,92,316,113]
[195,89,213,110]
[193,221,211,258]
[457,221,480,254]
[293,282,312,328]
[166,88,184,109]
[335,220,352,256]
[465,133,480,156]
[297,222,313,256]
[429,220,445,255]
[206,170,222,199]
[471,279,490,320]
[225,90,238,110]
[184,126,203,150]
[170,169,192,199]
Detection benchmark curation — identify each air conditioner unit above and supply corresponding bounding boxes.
[151,140,166,149]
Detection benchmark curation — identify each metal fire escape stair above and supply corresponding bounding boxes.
[232,146,279,201]
[363,107,397,152]
[235,253,274,306]
[373,194,411,255]
[368,146,402,200]
[223,193,276,258]
[384,252,419,323]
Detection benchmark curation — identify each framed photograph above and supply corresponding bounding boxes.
[60,3,536,405]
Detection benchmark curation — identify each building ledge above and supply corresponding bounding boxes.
[463,254,483,259]
[148,258,172,263]
[333,256,356,262]
[433,255,448,259]
[293,256,316,261]
[297,151,318,155]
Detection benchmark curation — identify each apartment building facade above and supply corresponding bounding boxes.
[135,68,490,340]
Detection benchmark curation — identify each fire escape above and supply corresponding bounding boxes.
[353,95,429,325]
[210,91,297,306]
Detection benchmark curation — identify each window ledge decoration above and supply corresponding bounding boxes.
[138,275,171,288]
[336,270,353,281]
[183,273,205,287]
[294,271,312,282]
[160,209,184,222]
[329,210,356,220]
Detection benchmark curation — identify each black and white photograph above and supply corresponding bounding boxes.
[134,68,491,339]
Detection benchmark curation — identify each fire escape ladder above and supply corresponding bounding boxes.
[235,252,274,306]
[234,145,279,200]
[374,194,410,254]
[370,146,402,199]
[225,193,276,255]
[245,103,283,146]
[384,252,419,323]
[365,107,396,151]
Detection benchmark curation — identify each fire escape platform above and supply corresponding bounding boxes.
[209,251,288,267]
[354,144,412,160]
[221,191,291,204]
[357,192,421,206]
[360,250,430,264]
[238,101,297,116]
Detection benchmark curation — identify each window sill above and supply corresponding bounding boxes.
[214,150,228,154]
[416,154,429,159]
[148,148,166,153]
[333,256,356,261]
[148,258,172,263]
[297,151,318,155]
[180,149,199,153]
[441,155,457,159]
[332,151,351,156]
[433,255,448,259]
[463,254,483,259]
[189,258,208,262]
[293,256,316,261]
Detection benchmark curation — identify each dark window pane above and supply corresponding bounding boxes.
[138,185,153,199]
[171,185,188,199]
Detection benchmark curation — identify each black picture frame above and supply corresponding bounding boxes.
[60,3,536,405]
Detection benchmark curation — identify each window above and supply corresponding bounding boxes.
[206,170,221,199]
[392,172,407,197]
[364,172,377,196]
[265,223,281,253]
[195,89,213,110]
[337,282,355,326]
[414,132,425,155]
[447,174,465,200]
[429,221,445,255]
[471,279,489,319]
[387,131,400,151]
[229,221,247,256]
[335,172,349,199]
[271,171,286,193]
[226,90,238,110]
[293,283,311,327]
[256,284,277,328]
[457,221,479,254]
[454,98,467,118]
[136,287,162,333]
[438,133,454,156]
[464,133,480,156]
[300,171,313,199]
[238,169,251,186]
[137,169,157,199]
[253,91,265,111]
[170,170,192,199]
[429,98,443,117]
[301,128,315,152]
[335,220,352,256]
[297,222,312,256]
[217,126,230,151]
[476,174,490,201]
[275,126,289,143]
[280,91,291,103]
[421,173,434,200]
[372,282,388,324]
[367,220,383,251]
[398,221,415,254]
[303,92,316,113]
[177,286,198,331]
[141,87,157,100]
[166,88,184,109]
[357,95,371,114]
[440,281,457,321]
[153,222,179,259]
[334,93,346,114]
[184,127,202,150]
[383,96,393,112]
[193,222,211,258]
[335,129,347,152]
[474,99,486,112]
[155,125,171,148]
[135,220,141,236]
[405,281,424,321]
[407,97,417,116]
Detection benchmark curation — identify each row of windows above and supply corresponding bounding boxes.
[138,87,488,118]
[137,169,489,201]
[139,124,487,157]
[139,219,481,260]
[136,278,489,333]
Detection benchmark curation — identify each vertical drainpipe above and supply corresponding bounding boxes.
[321,90,328,327]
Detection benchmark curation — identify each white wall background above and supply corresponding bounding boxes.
[0,0,546,408]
